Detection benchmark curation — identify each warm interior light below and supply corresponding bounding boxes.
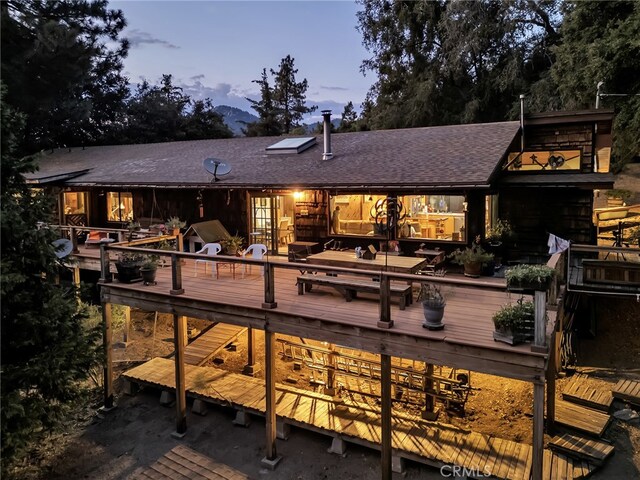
[293,191,303,200]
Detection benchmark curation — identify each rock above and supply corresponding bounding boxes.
[613,408,639,422]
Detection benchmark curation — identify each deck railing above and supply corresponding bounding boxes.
[98,243,553,347]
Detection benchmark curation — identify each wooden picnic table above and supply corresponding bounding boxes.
[306,250,428,274]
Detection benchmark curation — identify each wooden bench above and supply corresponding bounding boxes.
[296,274,412,310]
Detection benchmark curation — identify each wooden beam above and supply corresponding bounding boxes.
[264,330,278,461]
[123,305,131,344]
[170,253,184,295]
[534,291,547,349]
[173,314,187,436]
[546,334,556,435]
[99,244,111,283]
[380,353,392,480]
[532,382,544,480]
[102,302,114,409]
[243,327,258,376]
[262,263,277,309]
[377,274,393,329]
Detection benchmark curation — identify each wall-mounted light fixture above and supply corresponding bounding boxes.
[293,191,303,200]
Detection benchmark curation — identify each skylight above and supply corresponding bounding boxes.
[265,137,316,154]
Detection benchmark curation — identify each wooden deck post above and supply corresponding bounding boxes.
[170,253,184,295]
[70,226,79,254]
[532,381,544,480]
[261,329,281,469]
[172,314,187,437]
[325,343,336,396]
[380,353,392,480]
[101,302,114,410]
[422,363,437,420]
[546,334,556,435]
[176,233,184,253]
[377,273,394,329]
[99,244,111,283]
[532,290,547,352]
[262,263,277,309]
[243,328,258,376]
[123,305,131,344]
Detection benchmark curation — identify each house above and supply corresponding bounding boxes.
[28,109,615,262]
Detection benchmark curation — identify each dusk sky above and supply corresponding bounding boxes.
[112,0,374,122]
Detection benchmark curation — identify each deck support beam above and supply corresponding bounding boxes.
[262,329,281,468]
[172,314,187,436]
[101,301,114,410]
[243,328,258,376]
[380,353,392,480]
[546,334,556,435]
[532,381,544,480]
[123,305,131,344]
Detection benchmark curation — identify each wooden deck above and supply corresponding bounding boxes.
[184,324,247,366]
[561,374,613,412]
[123,358,595,480]
[130,444,251,480]
[548,433,614,467]
[99,255,548,383]
[553,400,612,437]
[612,378,640,406]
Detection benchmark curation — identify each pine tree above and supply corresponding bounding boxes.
[271,55,317,134]
[338,101,358,132]
[0,83,102,472]
[244,69,282,137]
[1,0,130,153]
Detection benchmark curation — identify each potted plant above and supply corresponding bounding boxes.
[605,189,632,207]
[417,283,446,330]
[221,234,244,256]
[115,252,145,283]
[505,264,556,292]
[139,254,159,285]
[448,238,494,278]
[492,298,535,345]
[165,216,186,235]
[486,219,514,246]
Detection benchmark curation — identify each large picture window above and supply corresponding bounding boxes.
[397,195,466,242]
[328,194,386,236]
[107,192,133,222]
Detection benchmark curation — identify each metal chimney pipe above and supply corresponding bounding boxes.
[595,81,604,109]
[519,94,526,152]
[321,110,333,160]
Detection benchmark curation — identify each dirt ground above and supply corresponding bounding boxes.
[7,297,640,480]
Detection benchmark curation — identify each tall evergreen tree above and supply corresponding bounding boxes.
[271,55,317,134]
[338,101,358,132]
[0,83,102,472]
[1,0,130,153]
[549,0,640,170]
[355,0,560,128]
[244,68,282,137]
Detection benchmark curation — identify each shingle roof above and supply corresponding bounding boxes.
[28,121,520,190]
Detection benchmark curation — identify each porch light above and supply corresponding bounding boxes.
[293,191,303,200]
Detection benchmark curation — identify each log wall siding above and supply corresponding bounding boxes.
[524,123,595,173]
[500,188,593,261]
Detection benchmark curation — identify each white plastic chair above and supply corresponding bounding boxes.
[194,242,222,278]
[242,243,267,278]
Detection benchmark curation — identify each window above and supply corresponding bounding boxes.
[63,192,86,215]
[504,150,581,171]
[328,194,386,236]
[107,192,133,222]
[397,195,466,242]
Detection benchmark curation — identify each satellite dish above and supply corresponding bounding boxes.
[203,157,232,182]
[52,238,73,259]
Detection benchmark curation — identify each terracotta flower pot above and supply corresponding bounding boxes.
[463,261,482,278]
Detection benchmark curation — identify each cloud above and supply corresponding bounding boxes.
[190,74,206,81]
[178,79,253,111]
[320,85,349,92]
[126,29,180,49]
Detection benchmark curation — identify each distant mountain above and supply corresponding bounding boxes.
[301,118,342,134]
[214,105,258,136]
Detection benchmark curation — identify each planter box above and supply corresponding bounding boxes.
[507,278,552,292]
[115,263,143,283]
[493,322,534,346]
[583,260,640,286]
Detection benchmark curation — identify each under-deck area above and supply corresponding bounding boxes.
[88,242,558,479]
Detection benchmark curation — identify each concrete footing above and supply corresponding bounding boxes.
[232,410,251,427]
[122,380,139,396]
[242,364,260,377]
[276,420,290,440]
[260,455,282,470]
[159,390,175,406]
[392,455,405,474]
[170,430,187,440]
[327,436,347,455]
[191,399,208,416]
